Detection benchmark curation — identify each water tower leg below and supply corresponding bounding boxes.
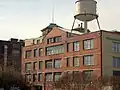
[84,20,88,33]
[71,18,76,33]
[96,18,101,30]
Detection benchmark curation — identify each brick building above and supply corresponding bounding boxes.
[0,38,24,71]
[21,23,120,90]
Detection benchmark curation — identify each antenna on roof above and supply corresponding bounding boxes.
[52,0,55,23]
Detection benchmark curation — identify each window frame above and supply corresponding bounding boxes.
[38,73,42,81]
[46,44,64,55]
[34,49,38,57]
[113,57,120,68]
[39,61,43,70]
[83,55,94,66]
[47,36,62,44]
[25,74,31,82]
[33,62,37,70]
[73,41,80,51]
[33,74,37,82]
[83,70,93,80]
[73,57,80,67]
[25,50,32,59]
[54,59,61,69]
[54,36,62,43]
[39,48,43,56]
[45,60,53,69]
[66,57,70,67]
[54,72,61,81]
[45,73,53,81]
[25,62,31,72]
[112,42,120,52]
[83,39,94,50]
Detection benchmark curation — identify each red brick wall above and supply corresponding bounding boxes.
[22,27,102,88]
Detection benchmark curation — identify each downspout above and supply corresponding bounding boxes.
[100,30,103,77]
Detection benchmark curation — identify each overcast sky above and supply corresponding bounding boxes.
[0,0,120,40]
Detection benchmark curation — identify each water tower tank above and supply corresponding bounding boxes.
[75,0,98,21]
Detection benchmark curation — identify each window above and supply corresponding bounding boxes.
[13,49,20,55]
[25,74,31,82]
[73,57,80,67]
[38,73,42,81]
[46,45,64,55]
[54,36,61,43]
[83,70,93,80]
[67,32,73,37]
[33,74,37,82]
[54,59,61,69]
[33,62,37,70]
[39,48,43,56]
[83,55,94,66]
[25,62,31,72]
[66,57,70,67]
[47,38,54,44]
[113,57,120,68]
[25,50,32,58]
[84,39,93,50]
[39,61,43,70]
[33,39,35,44]
[47,36,62,44]
[37,40,40,44]
[73,41,80,51]
[34,49,37,57]
[54,72,61,81]
[113,71,120,76]
[45,60,53,69]
[45,73,52,81]
[112,42,120,52]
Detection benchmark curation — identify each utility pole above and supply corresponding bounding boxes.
[4,45,8,71]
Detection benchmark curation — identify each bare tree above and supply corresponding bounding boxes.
[50,71,120,90]
[0,65,30,90]
[50,71,95,90]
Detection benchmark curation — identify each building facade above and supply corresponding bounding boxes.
[21,23,120,90]
[0,38,24,71]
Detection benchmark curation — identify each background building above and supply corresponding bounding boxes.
[0,38,24,71]
[21,23,120,90]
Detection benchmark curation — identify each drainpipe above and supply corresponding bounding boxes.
[100,30,103,77]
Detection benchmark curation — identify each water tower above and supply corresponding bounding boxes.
[72,0,100,33]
